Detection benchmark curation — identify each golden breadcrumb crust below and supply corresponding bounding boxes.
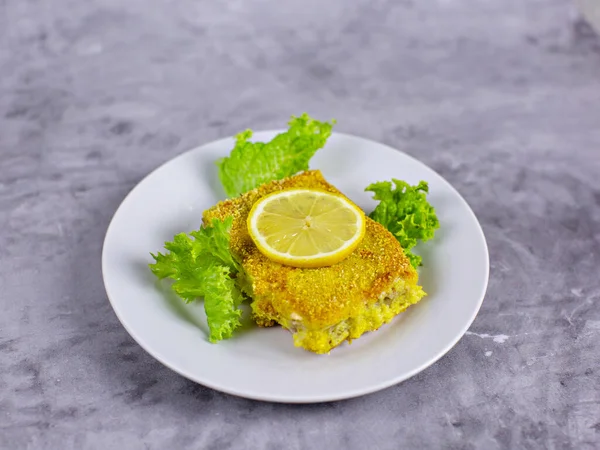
[293,278,424,354]
[203,170,419,333]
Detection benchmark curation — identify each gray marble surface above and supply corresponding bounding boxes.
[1,0,600,448]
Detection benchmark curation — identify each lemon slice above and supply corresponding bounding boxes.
[247,189,366,268]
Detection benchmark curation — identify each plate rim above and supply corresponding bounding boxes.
[101,131,490,403]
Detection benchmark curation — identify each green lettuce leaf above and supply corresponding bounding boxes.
[189,218,239,273]
[366,180,439,268]
[217,113,335,197]
[149,217,242,342]
[201,265,243,342]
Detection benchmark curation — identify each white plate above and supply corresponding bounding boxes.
[102,132,489,403]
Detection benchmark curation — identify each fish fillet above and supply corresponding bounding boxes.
[203,170,425,353]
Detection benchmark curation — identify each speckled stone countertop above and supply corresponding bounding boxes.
[1,0,599,449]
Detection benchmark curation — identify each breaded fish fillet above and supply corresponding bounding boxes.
[203,170,425,353]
